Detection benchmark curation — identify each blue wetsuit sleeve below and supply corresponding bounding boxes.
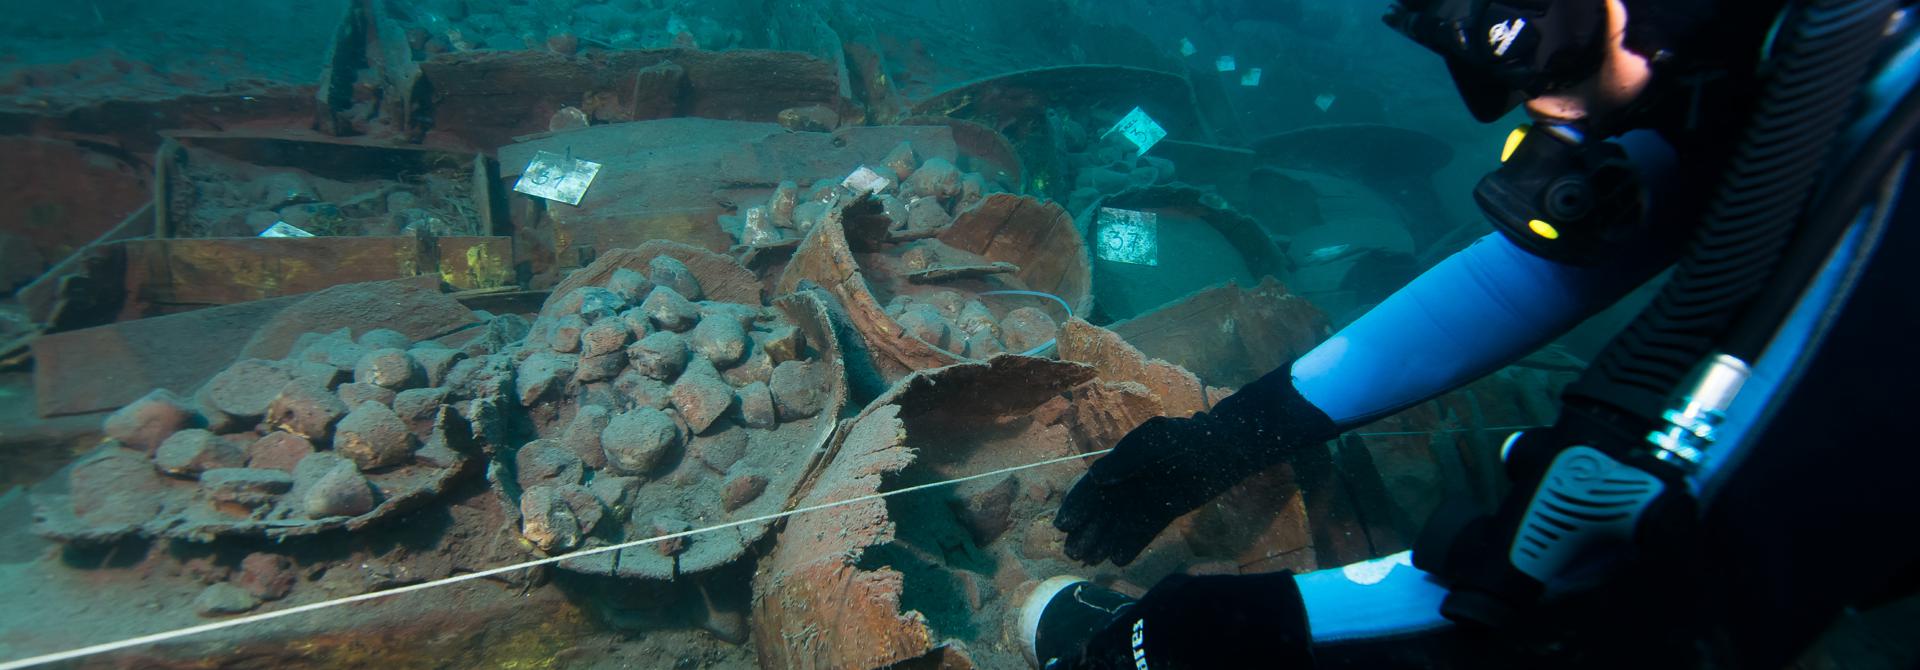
[1293,232,1663,427]
[1293,129,1681,427]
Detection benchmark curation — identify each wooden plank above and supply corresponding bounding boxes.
[34,296,300,417]
[118,236,517,313]
[122,237,429,310]
[18,202,150,326]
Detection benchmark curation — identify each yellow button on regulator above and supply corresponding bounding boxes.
[1528,219,1562,240]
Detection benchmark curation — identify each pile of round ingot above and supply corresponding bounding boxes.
[36,322,506,544]
[499,245,845,579]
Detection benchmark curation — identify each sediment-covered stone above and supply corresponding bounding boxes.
[155,429,246,478]
[672,358,735,433]
[642,287,701,333]
[601,408,679,476]
[334,403,415,471]
[201,468,295,507]
[265,380,349,442]
[769,361,828,422]
[104,389,203,452]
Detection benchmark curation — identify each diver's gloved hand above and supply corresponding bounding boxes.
[1056,572,1315,670]
[1055,361,1339,566]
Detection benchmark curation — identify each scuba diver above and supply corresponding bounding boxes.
[1021,0,1920,667]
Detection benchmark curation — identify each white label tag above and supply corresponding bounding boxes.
[1095,208,1159,266]
[259,221,316,238]
[842,166,892,196]
[1179,38,1197,56]
[1314,93,1337,112]
[514,150,603,206]
[1241,68,1263,87]
[1103,107,1169,156]
[1215,55,1237,72]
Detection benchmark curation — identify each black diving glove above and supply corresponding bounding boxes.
[1055,361,1340,566]
[1059,572,1316,670]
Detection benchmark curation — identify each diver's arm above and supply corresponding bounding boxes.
[1292,231,1664,426]
[1294,129,1681,427]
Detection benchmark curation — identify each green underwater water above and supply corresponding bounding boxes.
[0,1,1635,669]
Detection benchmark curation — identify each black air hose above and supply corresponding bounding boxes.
[1565,0,1897,422]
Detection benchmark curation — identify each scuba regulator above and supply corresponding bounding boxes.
[1476,123,1650,265]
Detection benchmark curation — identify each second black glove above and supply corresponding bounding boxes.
[1054,361,1340,566]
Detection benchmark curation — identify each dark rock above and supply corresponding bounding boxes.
[246,432,315,472]
[721,473,769,512]
[357,329,414,350]
[560,405,613,469]
[906,196,953,232]
[553,286,625,323]
[293,453,375,518]
[334,403,415,471]
[574,352,627,384]
[323,340,371,373]
[896,304,954,351]
[671,358,735,434]
[391,388,449,436]
[236,553,297,601]
[203,359,295,420]
[648,256,704,301]
[649,513,692,556]
[688,315,748,368]
[721,343,775,388]
[924,290,967,320]
[628,331,689,380]
[290,360,348,390]
[581,319,632,359]
[555,484,605,536]
[883,142,919,180]
[155,429,247,477]
[519,485,582,553]
[549,315,587,353]
[354,348,422,390]
[265,380,349,442]
[517,352,578,406]
[201,468,294,508]
[737,382,777,430]
[1001,307,1059,353]
[769,361,828,422]
[958,173,988,211]
[414,439,463,469]
[608,268,653,304]
[905,158,962,200]
[408,347,468,388]
[691,430,748,474]
[614,370,673,410]
[966,331,1007,358]
[480,314,532,354]
[618,308,654,340]
[516,440,586,490]
[601,408,679,476]
[641,286,701,332]
[949,475,1018,545]
[587,475,641,511]
[336,382,396,409]
[769,180,801,227]
[446,355,514,400]
[103,389,204,453]
[957,301,999,338]
[757,325,803,364]
[193,583,260,617]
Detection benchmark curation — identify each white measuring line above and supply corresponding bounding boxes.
[0,422,1536,668]
[0,448,1115,670]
